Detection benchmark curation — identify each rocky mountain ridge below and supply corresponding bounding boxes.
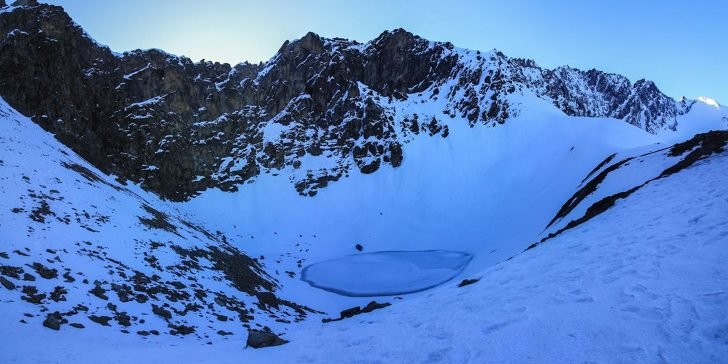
[0,0,720,200]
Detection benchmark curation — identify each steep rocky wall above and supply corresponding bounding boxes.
[0,1,695,200]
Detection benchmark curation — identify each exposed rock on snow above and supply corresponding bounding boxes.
[536,130,728,248]
[322,301,391,323]
[42,311,64,330]
[457,278,480,287]
[0,98,310,339]
[246,328,288,349]
[0,276,15,290]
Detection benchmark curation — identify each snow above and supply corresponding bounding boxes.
[3,121,727,362]
[697,96,721,108]
[258,153,728,363]
[301,250,472,297]
[0,97,305,353]
[180,90,662,311]
[122,64,151,80]
[0,3,38,14]
[7,28,29,37]
[660,97,728,142]
[254,53,281,82]
[262,117,296,144]
[126,95,163,109]
[544,143,676,234]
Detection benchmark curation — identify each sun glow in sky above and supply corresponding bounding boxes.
[46,0,728,103]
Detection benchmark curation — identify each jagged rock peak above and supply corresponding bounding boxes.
[375,28,419,41]
[11,0,38,6]
[298,31,325,53]
[369,28,434,50]
[633,79,659,91]
[279,31,327,55]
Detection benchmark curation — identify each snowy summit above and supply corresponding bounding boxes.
[697,96,721,108]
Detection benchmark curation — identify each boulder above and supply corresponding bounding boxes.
[151,304,172,320]
[246,329,288,349]
[458,278,480,287]
[340,306,362,319]
[43,311,65,330]
[31,262,57,279]
[323,301,391,323]
[0,276,15,290]
[88,315,112,326]
[361,301,391,313]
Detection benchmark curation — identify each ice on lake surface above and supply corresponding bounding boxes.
[301,250,473,296]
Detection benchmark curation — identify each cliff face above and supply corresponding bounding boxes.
[0,1,701,200]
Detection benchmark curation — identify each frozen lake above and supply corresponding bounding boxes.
[301,250,473,297]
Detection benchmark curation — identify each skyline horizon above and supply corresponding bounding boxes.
[41,0,728,103]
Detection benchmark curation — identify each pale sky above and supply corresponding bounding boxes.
[45,0,728,103]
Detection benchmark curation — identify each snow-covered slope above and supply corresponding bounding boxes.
[4,113,727,363]
[0,98,311,341]
[256,147,728,363]
[542,129,728,245]
[659,97,728,142]
[178,91,664,311]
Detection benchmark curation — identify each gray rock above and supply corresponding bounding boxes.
[0,276,15,290]
[458,278,480,287]
[11,0,38,6]
[43,311,65,330]
[246,329,288,349]
[151,304,172,320]
[88,282,108,300]
[32,262,58,279]
[88,315,112,326]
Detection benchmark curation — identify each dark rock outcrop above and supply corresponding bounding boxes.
[532,130,728,250]
[458,278,479,287]
[42,311,65,330]
[322,301,391,323]
[31,262,57,279]
[246,328,288,349]
[88,315,112,326]
[0,3,701,201]
[0,276,15,290]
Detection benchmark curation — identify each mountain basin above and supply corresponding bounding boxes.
[301,250,473,297]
